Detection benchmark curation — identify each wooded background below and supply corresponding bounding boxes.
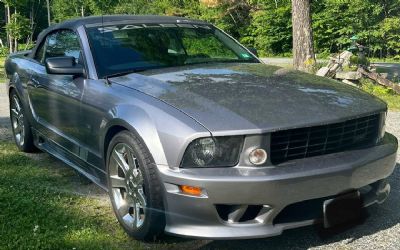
[0,0,400,59]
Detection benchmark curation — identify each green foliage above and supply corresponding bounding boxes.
[241,5,292,55]
[5,13,30,41]
[380,17,400,54]
[3,0,400,58]
[360,79,400,110]
[0,47,8,57]
[349,55,370,67]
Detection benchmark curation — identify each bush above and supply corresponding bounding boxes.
[349,55,370,67]
[0,47,8,57]
[18,43,35,51]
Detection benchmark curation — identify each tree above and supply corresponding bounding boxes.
[292,0,315,72]
[46,0,50,26]
[241,4,292,56]
[1,0,13,52]
[6,12,30,52]
[51,0,92,22]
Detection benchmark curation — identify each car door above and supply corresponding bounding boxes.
[28,29,85,157]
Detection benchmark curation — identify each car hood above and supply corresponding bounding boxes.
[110,63,386,134]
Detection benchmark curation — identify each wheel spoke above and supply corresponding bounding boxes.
[136,188,146,207]
[13,96,21,112]
[11,108,18,118]
[112,149,129,172]
[16,125,22,135]
[134,203,141,228]
[135,172,144,187]
[110,175,126,188]
[126,151,136,168]
[122,213,134,229]
[14,123,20,132]
[117,201,130,216]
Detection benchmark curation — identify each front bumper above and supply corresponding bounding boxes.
[157,133,398,239]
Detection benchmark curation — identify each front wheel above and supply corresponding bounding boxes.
[106,131,165,241]
[9,90,36,152]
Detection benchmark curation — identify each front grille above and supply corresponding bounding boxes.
[270,114,380,165]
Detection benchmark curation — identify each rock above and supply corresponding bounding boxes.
[316,67,330,77]
[316,51,354,79]
[342,79,359,87]
[335,71,362,80]
[380,73,388,79]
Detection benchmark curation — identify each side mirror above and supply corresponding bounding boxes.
[45,56,85,76]
[247,47,259,57]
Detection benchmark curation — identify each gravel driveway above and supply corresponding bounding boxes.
[0,84,399,249]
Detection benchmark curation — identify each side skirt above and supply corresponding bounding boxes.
[32,128,108,192]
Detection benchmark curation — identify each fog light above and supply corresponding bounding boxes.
[180,185,203,196]
[249,148,267,165]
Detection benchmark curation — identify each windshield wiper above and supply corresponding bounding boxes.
[104,68,150,85]
[184,59,258,66]
[104,68,148,79]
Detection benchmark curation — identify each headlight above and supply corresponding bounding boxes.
[181,136,244,168]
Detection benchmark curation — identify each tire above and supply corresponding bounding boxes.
[9,90,36,152]
[106,131,165,241]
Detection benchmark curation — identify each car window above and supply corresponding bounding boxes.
[44,30,82,64]
[34,42,46,64]
[181,29,237,60]
[87,24,258,78]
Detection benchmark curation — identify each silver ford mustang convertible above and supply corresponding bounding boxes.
[5,15,398,240]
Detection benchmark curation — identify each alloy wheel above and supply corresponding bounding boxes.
[109,143,147,230]
[10,95,25,147]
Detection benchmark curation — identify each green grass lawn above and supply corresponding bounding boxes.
[0,142,156,250]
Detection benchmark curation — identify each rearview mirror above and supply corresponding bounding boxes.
[247,47,259,57]
[45,56,85,76]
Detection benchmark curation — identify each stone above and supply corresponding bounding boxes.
[335,71,362,80]
[316,67,330,77]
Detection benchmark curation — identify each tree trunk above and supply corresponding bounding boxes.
[13,8,17,53]
[6,4,12,54]
[46,0,51,26]
[14,38,18,53]
[292,0,315,72]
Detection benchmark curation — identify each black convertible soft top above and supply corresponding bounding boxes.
[43,15,207,33]
[33,15,209,59]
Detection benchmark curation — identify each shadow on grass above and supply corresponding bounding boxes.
[197,163,400,250]
[0,116,13,143]
[0,144,202,249]
[0,147,139,250]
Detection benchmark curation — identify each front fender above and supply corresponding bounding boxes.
[101,105,168,165]
[100,100,211,169]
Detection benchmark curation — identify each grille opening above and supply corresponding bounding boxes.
[216,205,263,223]
[270,114,380,165]
[239,205,263,222]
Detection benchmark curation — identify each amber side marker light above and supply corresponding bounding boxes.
[180,185,203,196]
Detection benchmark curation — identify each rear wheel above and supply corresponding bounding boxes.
[106,131,165,241]
[9,90,36,152]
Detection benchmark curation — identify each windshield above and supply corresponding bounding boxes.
[86,23,259,78]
